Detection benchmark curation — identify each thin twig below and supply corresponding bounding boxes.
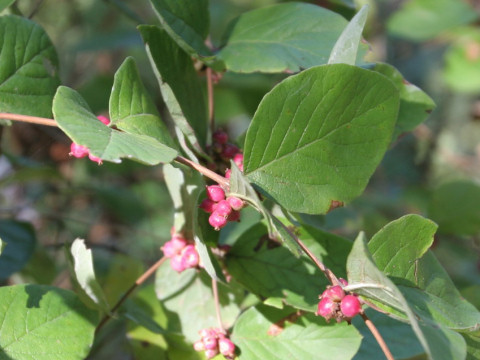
[0,113,57,127]
[212,278,225,332]
[206,67,215,137]
[175,155,229,188]
[96,256,167,332]
[361,312,395,360]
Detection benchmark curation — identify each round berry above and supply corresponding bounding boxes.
[316,296,337,321]
[206,185,225,202]
[339,278,349,287]
[218,337,235,358]
[225,169,231,179]
[170,254,186,272]
[97,115,110,125]
[69,143,89,158]
[181,245,200,269]
[227,196,244,211]
[215,200,232,217]
[202,336,218,350]
[340,295,362,318]
[209,211,228,230]
[322,285,345,302]
[227,210,241,222]
[199,198,217,213]
[199,328,217,338]
[213,130,228,145]
[222,143,239,159]
[205,348,219,359]
[193,340,205,351]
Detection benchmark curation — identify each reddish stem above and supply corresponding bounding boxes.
[361,312,395,360]
[175,155,229,188]
[0,113,57,127]
[212,278,225,332]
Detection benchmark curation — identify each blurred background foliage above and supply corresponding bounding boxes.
[0,0,479,358]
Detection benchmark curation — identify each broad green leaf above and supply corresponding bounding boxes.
[347,232,467,360]
[0,284,98,359]
[218,3,367,73]
[109,57,175,148]
[444,29,480,93]
[371,63,435,139]
[464,333,480,360]
[0,0,15,12]
[328,4,369,65]
[0,219,35,280]
[387,0,478,42]
[429,181,480,236]
[229,162,301,256]
[231,305,362,360]
[149,0,216,63]
[68,239,110,314]
[244,64,399,214]
[139,25,208,150]
[53,86,178,165]
[0,15,60,117]
[156,263,242,343]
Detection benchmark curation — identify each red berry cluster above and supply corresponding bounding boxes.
[193,328,236,359]
[316,279,362,322]
[69,115,110,164]
[200,185,246,230]
[209,129,244,177]
[161,232,200,272]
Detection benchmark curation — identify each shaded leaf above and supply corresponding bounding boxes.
[53,86,177,165]
[0,15,60,117]
[464,333,480,360]
[139,25,207,150]
[218,3,367,73]
[244,64,399,214]
[328,4,369,65]
[231,305,362,360]
[68,239,110,314]
[109,57,175,148]
[0,1,15,12]
[0,219,36,280]
[0,284,98,359]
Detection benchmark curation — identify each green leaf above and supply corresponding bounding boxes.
[67,238,110,314]
[156,264,241,343]
[0,219,36,280]
[371,63,435,139]
[244,64,399,214]
[429,181,480,236]
[0,15,60,117]
[347,231,468,360]
[139,25,208,152]
[53,86,178,165]
[218,3,367,73]
[148,0,215,62]
[328,4,369,65]
[0,0,15,12]
[229,162,301,256]
[464,333,480,360]
[369,215,480,331]
[0,284,98,359]
[387,0,478,42]
[231,305,362,360]
[109,57,175,148]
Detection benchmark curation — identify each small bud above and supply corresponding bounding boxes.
[209,211,228,230]
[206,185,225,202]
[181,245,200,268]
[227,210,241,222]
[316,296,337,321]
[340,295,362,318]
[88,153,103,165]
[199,198,217,213]
[227,196,244,211]
[170,254,186,272]
[69,143,89,158]
[213,130,228,145]
[218,337,235,358]
[222,143,239,159]
[322,285,345,302]
[97,115,110,125]
[215,200,232,217]
[339,278,349,287]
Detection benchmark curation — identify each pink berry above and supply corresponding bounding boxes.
[161,236,187,257]
[97,115,110,125]
[322,285,345,302]
[205,348,219,359]
[203,336,218,350]
[218,338,235,358]
[199,328,217,338]
[339,278,349,286]
[227,196,244,211]
[206,185,225,202]
[340,295,362,318]
[209,211,228,230]
[316,297,337,321]
[222,143,239,159]
[227,210,241,222]
[213,130,228,145]
[170,254,186,272]
[215,200,232,217]
[181,245,200,268]
[69,143,89,158]
[233,153,244,167]
[193,340,205,351]
[225,169,231,179]
[199,198,217,213]
[88,153,103,165]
